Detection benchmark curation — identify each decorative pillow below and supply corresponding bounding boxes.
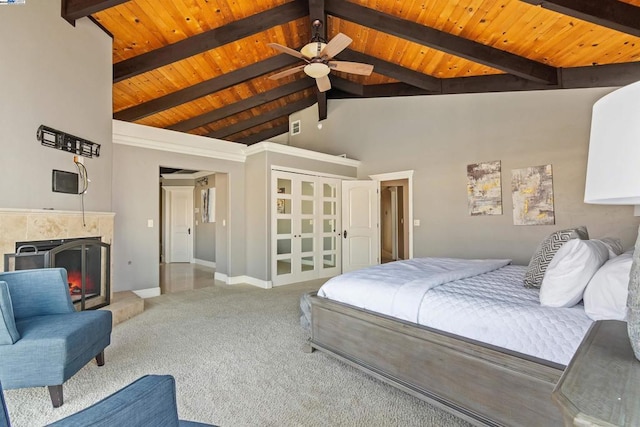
[0,281,20,345]
[592,237,624,259]
[524,226,589,288]
[539,239,609,307]
[583,250,633,321]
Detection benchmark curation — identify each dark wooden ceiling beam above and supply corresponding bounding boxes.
[331,76,363,96]
[329,81,431,99]
[236,123,290,145]
[113,1,308,83]
[309,0,326,24]
[337,49,441,92]
[309,0,328,121]
[114,54,300,121]
[168,79,315,132]
[519,0,640,37]
[206,97,317,139]
[330,61,640,100]
[559,62,640,88]
[443,62,640,93]
[62,0,129,25]
[317,91,328,120]
[325,0,557,84]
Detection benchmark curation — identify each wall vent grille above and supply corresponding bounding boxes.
[291,120,301,135]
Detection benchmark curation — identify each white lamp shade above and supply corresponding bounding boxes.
[304,62,330,78]
[584,80,640,205]
[300,42,326,58]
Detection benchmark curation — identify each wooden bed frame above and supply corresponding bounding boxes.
[305,291,566,426]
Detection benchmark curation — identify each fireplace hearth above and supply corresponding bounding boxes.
[4,237,111,310]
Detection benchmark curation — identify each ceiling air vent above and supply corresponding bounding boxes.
[291,120,301,136]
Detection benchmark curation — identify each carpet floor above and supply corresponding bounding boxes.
[4,280,471,427]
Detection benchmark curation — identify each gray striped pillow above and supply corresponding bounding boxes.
[524,226,589,288]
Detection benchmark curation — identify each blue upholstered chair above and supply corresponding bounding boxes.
[1,375,214,426]
[0,268,112,408]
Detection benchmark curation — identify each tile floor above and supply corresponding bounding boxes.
[159,263,218,294]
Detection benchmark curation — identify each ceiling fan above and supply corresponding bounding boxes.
[267,20,374,92]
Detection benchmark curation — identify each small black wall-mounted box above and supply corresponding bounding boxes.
[52,169,79,194]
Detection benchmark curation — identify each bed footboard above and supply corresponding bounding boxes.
[307,292,565,427]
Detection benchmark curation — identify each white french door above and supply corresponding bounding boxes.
[272,172,341,285]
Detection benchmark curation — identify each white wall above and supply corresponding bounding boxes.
[0,1,112,212]
[288,88,640,265]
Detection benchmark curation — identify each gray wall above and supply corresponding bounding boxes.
[245,151,269,281]
[194,174,216,263]
[287,88,640,265]
[112,143,243,292]
[0,1,112,212]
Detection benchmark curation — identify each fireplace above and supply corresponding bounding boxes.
[4,237,111,310]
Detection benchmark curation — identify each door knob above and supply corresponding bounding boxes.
[343,230,347,238]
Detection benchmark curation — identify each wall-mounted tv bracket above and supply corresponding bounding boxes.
[37,125,100,158]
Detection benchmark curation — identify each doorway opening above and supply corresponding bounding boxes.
[159,167,216,270]
[380,180,409,263]
[370,170,414,264]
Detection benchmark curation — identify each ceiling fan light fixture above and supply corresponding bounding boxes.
[304,62,330,78]
[300,42,326,58]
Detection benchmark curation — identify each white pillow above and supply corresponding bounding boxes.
[583,251,632,321]
[539,239,609,308]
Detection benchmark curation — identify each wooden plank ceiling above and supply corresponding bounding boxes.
[63,0,640,145]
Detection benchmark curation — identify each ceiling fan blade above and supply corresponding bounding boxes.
[268,64,306,80]
[316,75,331,92]
[267,43,308,60]
[328,61,374,76]
[320,33,352,59]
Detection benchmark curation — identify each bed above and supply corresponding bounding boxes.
[301,256,603,427]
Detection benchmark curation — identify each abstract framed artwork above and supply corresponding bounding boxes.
[201,189,209,223]
[201,188,216,223]
[467,160,503,216]
[511,164,555,225]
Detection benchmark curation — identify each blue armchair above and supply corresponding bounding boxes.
[1,375,214,426]
[0,268,112,408]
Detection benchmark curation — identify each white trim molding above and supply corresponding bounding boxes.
[132,287,162,299]
[113,120,246,162]
[271,165,355,180]
[214,272,273,289]
[113,121,361,168]
[195,259,216,268]
[246,141,361,168]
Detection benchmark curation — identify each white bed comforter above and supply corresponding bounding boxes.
[317,258,593,365]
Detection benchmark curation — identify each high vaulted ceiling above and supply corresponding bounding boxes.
[62,0,640,145]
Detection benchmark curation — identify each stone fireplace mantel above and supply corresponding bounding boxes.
[0,208,115,273]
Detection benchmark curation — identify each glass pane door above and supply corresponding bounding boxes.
[319,179,341,276]
[275,178,293,278]
[298,179,316,277]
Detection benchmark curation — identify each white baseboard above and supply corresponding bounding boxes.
[194,259,216,268]
[133,287,161,299]
[214,272,272,289]
[230,275,273,289]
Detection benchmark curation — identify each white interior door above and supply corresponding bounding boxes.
[166,186,194,263]
[342,180,379,273]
